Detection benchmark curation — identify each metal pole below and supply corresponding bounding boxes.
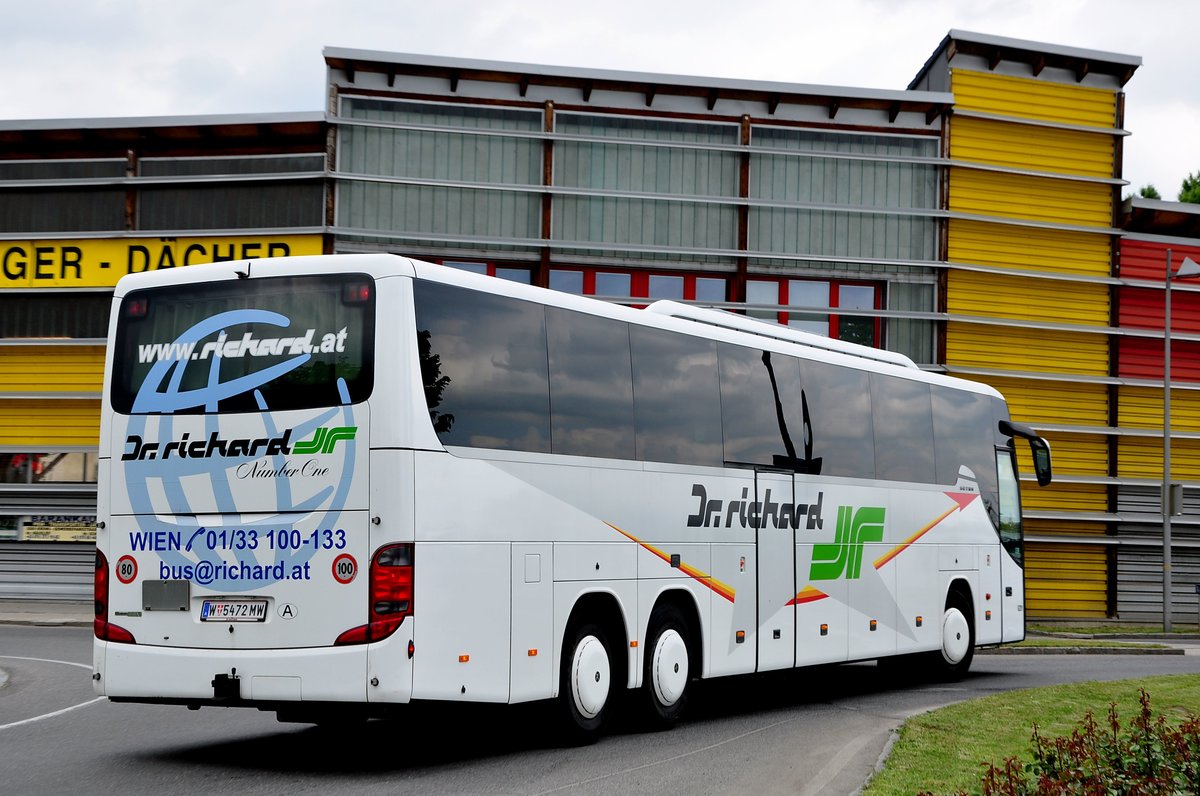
[1164,248,1173,633]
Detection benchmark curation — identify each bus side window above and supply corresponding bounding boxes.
[799,359,874,479]
[630,326,722,467]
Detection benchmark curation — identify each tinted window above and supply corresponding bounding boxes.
[547,308,635,459]
[112,274,374,415]
[870,374,935,483]
[631,326,721,466]
[932,385,1001,519]
[415,282,550,452]
[719,344,807,469]
[800,359,874,478]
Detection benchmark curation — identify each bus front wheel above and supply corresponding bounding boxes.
[639,604,691,729]
[935,600,974,678]
[560,622,613,741]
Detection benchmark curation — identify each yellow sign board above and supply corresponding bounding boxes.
[1,235,324,289]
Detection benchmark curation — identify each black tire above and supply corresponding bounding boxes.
[933,598,975,679]
[559,621,615,742]
[639,603,692,729]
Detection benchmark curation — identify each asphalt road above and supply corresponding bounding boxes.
[3,625,1199,795]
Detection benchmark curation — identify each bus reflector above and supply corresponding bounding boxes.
[335,543,413,645]
[869,619,877,631]
[735,631,745,644]
[94,551,135,644]
[985,610,992,621]
[820,624,828,636]
[528,649,538,657]
[916,616,923,627]
[459,655,470,663]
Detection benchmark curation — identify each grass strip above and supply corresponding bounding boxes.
[863,674,1200,795]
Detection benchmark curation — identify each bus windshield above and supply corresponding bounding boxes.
[111,273,375,415]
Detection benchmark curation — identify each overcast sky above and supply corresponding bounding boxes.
[4,0,1196,197]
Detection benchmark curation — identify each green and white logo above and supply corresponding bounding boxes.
[293,426,357,455]
[809,506,885,581]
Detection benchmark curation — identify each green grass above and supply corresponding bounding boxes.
[1010,638,1169,649]
[863,674,1200,795]
[1027,622,1199,635]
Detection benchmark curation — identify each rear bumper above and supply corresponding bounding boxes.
[94,625,414,705]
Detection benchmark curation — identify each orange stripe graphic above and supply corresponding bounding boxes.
[606,522,736,603]
[787,585,828,605]
[873,492,979,570]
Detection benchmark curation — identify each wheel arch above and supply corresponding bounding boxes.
[560,589,630,697]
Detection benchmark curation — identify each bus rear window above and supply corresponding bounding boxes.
[111,274,374,415]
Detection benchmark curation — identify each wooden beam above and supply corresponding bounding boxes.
[828,99,840,120]
[645,84,656,107]
[707,89,719,111]
[1032,56,1046,77]
[888,102,901,123]
[519,76,530,97]
[767,93,780,115]
[1076,61,1091,82]
[582,80,593,102]
[449,70,459,93]
[987,48,1002,71]
[386,68,396,88]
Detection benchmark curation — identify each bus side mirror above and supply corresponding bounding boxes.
[1028,437,1052,487]
[999,420,1053,487]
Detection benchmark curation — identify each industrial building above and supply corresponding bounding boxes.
[3,30,1198,623]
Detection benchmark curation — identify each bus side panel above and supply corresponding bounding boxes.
[510,542,554,703]
[893,543,940,655]
[707,543,757,678]
[976,543,1004,646]
[1001,548,1025,643]
[411,541,511,703]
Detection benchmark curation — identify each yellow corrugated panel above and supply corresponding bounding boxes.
[1020,432,1107,477]
[0,346,105,393]
[1025,520,1108,539]
[1021,481,1107,513]
[1118,437,1200,481]
[1118,386,1200,430]
[951,115,1114,178]
[965,375,1109,427]
[1025,542,1108,618]
[948,219,1111,277]
[946,323,1108,376]
[949,167,1112,227]
[951,69,1118,129]
[0,399,100,446]
[948,270,1109,326]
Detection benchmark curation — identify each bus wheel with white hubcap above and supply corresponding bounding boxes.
[560,622,613,740]
[935,600,974,678]
[640,604,692,728]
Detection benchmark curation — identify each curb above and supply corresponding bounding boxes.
[981,646,1184,655]
[0,618,92,628]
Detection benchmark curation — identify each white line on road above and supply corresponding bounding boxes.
[0,654,103,732]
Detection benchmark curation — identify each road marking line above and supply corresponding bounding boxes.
[0,655,103,732]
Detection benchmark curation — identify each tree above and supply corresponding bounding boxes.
[1180,171,1200,204]
[1139,184,1161,199]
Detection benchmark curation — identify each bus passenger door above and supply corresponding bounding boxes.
[755,470,796,672]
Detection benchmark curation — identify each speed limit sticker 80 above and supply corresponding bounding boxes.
[332,553,358,584]
[116,555,138,584]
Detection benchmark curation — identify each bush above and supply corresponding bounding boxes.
[969,689,1200,794]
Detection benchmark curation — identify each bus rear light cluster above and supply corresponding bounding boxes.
[94,551,135,644]
[335,543,413,646]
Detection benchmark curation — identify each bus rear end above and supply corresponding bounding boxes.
[93,259,411,717]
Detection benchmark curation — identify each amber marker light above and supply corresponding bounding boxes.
[527,649,537,657]
[458,655,470,663]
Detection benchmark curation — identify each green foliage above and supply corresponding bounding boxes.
[1139,184,1162,200]
[970,689,1200,794]
[1180,171,1200,204]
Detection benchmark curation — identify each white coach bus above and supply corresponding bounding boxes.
[93,253,1051,736]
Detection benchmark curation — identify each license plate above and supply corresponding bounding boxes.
[201,599,267,622]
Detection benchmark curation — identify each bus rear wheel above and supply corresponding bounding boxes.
[559,622,614,741]
[639,604,691,729]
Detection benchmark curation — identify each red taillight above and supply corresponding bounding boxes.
[335,543,413,645]
[343,281,372,304]
[94,551,135,644]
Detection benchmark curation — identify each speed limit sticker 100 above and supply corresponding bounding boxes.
[332,553,357,584]
[116,555,138,584]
